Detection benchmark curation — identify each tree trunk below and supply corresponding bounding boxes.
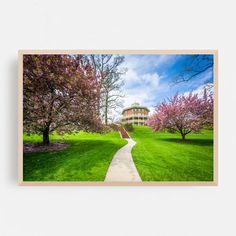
[181,133,186,140]
[105,110,108,125]
[179,128,186,140]
[104,93,108,125]
[43,127,50,145]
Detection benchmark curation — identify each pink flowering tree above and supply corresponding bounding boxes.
[23,55,102,144]
[147,91,213,140]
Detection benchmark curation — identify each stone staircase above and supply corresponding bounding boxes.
[119,127,130,139]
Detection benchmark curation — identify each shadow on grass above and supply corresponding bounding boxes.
[160,138,213,146]
[24,139,119,156]
[23,139,125,181]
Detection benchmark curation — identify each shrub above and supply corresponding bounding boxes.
[102,123,120,133]
[109,123,120,131]
[123,123,134,132]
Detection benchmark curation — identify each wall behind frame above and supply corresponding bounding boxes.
[0,0,235,235]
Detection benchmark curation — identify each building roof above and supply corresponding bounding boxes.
[122,103,150,114]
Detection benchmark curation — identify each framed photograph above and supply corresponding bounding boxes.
[18,50,218,186]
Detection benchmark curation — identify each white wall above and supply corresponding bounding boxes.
[0,0,235,235]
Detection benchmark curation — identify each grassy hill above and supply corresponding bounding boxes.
[129,126,213,181]
[23,131,127,181]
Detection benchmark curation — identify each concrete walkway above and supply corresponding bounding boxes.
[105,138,142,182]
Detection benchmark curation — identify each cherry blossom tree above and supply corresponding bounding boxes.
[23,54,102,144]
[147,91,213,140]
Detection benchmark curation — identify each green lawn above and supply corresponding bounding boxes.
[23,131,127,181]
[129,126,214,181]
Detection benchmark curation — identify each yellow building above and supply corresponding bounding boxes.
[121,103,149,126]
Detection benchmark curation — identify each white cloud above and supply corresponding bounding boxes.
[122,69,161,105]
[141,73,160,88]
[123,55,175,73]
[123,69,161,89]
[183,83,214,98]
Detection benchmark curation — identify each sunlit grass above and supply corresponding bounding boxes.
[129,126,213,181]
[23,131,127,181]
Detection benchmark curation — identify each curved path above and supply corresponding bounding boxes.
[105,138,142,182]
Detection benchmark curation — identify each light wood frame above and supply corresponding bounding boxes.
[18,50,218,186]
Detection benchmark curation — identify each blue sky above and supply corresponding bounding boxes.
[117,54,214,116]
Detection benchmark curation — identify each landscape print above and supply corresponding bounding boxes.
[20,51,216,184]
